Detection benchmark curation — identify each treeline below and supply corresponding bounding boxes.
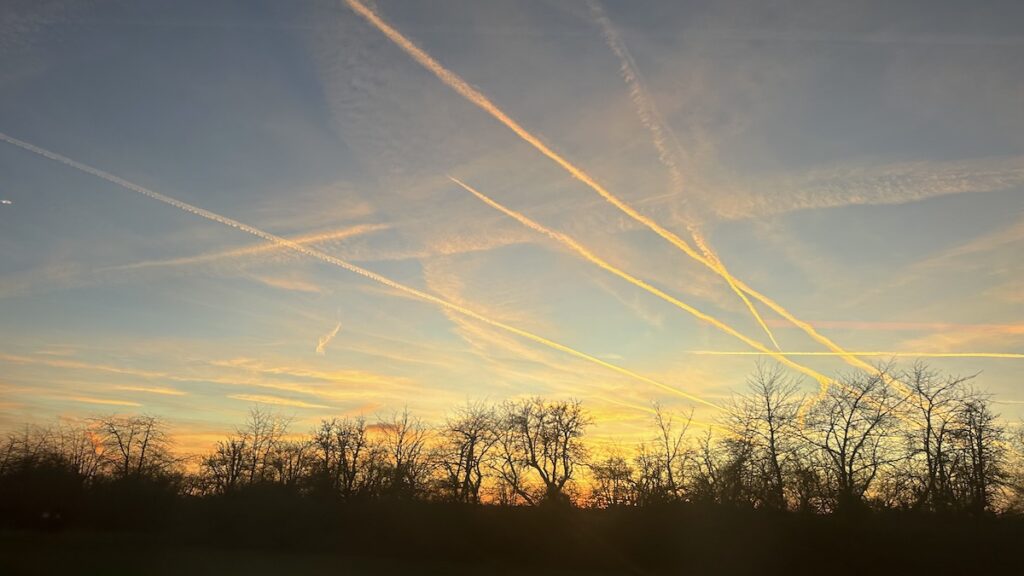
[3,362,1023,524]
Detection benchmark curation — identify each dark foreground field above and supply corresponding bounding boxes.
[0,530,620,576]
[2,501,1021,576]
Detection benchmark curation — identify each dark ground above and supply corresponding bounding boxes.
[0,530,624,576]
[2,500,1021,576]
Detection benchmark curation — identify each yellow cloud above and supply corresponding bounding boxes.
[227,394,330,410]
[58,396,142,407]
[114,385,188,396]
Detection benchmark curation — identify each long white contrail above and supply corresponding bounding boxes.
[586,0,780,350]
[343,0,911,396]
[0,131,721,410]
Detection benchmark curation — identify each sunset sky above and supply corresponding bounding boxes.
[1,0,1022,452]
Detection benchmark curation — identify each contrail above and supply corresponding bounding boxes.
[316,321,342,355]
[343,0,902,394]
[0,131,721,411]
[586,0,780,351]
[451,177,832,387]
[690,350,1024,359]
[105,223,390,272]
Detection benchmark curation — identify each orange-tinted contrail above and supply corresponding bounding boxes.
[451,177,832,388]
[0,131,721,411]
[586,0,780,351]
[691,351,1024,359]
[316,322,343,355]
[344,0,892,389]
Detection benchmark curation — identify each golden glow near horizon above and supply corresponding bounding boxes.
[1,1,1022,454]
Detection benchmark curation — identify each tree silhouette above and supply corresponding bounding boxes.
[435,401,498,504]
[801,367,907,512]
[724,362,802,509]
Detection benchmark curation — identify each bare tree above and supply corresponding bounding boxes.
[1008,423,1024,512]
[198,408,292,492]
[726,362,802,509]
[379,408,431,498]
[902,364,975,511]
[240,407,291,485]
[801,368,908,512]
[689,429,725,504]
[653,404,691,500]
[435,401,498,504]
[271,439,313,487]
[492,416,535,506]
[589,452,636,507]
[499,398,591,506]
[310,417,381,499]
[95,415,174,480]
[632,442,668,506]
[1,423,103,481]
[202,437,247,494]
[52,423,104,481]
[954,396,1006,513]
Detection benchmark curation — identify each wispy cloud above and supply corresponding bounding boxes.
[898,329,1024,356]
[211,357,413,389]
[105,223,390,273]
[114,385,188,396]
[0,352,171,380]
[764,319,1024,335]
[587,0,780,349]
[708,155,1024,221]
[227,394,329,410]
[0,349,420,405]
[58,395,141,407]
[246,272,324,294]
[316,322,342,355]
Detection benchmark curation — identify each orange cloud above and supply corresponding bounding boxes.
[227,394,330,410]
[114,385,188,396]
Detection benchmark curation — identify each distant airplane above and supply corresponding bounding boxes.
[0,199,11,205]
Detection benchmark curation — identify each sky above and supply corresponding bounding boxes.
[1,0,1022,452]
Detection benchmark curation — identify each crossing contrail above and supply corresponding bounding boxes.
[343,0,911,395]
[0,131,721,411]
[586,0,780,350]
[451,176,832,387]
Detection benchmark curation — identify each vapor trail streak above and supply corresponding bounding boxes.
[316,322,342,355]
[105,223,390,272]
[344,0,900,394]
[587,0,780,351]
[451,177,832,387]
[0,131,720,411]
[691,351,1024,359]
